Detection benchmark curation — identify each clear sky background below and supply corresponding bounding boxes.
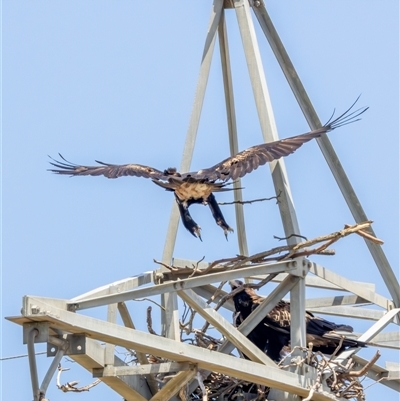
[2,1,399,400]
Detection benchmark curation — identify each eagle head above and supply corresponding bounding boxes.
[229,279,244,291]
[163,167,180,177]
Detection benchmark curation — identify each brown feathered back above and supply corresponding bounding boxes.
[229,280,366,362]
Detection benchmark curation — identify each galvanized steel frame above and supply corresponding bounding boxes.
[7,261,399,400]
[6,1,399,400]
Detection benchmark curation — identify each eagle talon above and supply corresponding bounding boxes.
[223,226,234,241]
[175,196,202,240]
[193,226,202,242]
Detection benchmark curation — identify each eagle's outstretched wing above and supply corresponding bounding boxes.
[186,100,368,182]
[48,154,167,181]
[49,100,367,185]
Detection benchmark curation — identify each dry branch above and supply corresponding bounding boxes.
[218,190,282,206]
[56,364,101,393]
[154,222,381,281]
[344,223,384,245]
[147,306,159,335]
[134,297,166,311]
[346,351,381,378]
[273,233,308,242]
[278,346,379,400]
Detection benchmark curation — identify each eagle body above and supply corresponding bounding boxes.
[48,101,367,239]
[152,177,234,238]
[230,280,366,361]
[175,181,214,205]
[153,176,229,207]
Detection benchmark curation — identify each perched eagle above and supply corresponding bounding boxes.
[229,280,366,362]
[48,102,367,240]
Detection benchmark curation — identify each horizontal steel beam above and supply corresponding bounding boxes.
[310,263,393,310]
[306,306,385,321]
[93,362,192,377]
[302,295,370,309]
[172,258,376,292]
[63,334,151,400]
[71,272,154,302]
[19,296,342,400]
[188,282,384,333]
[68,259,301,311]
[193,285,371,313]
[373,331,400,345]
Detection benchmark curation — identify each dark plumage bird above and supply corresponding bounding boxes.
[229,280,366,362]
[48,101,367,240]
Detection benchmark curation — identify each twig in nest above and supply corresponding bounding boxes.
[345,350,381,377]
[180,302,192,338]
[153,258,177,272]
[204,256,274,311]
[278,221,375,260]
[273,233,308,242]
[196,371,208,401]
[156,222,378,284]
[344,223,384,245]
[328,337,344,362]
[57,364,101,393]
[180,305,196,335]
[278,345,310,369]
[146,306,159,335]
[189,256,206,278]
[193,330,222,349]
[276,346,379,400]
[134,298,166,311]
[218,191,282,206]
[153,255,243,276]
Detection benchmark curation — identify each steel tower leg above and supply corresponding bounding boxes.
[160,0,225,340]
[252,1,400,307]
[234,0,306,350]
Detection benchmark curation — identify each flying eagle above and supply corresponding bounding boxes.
[48,102,367,240]
[229,280,366,362]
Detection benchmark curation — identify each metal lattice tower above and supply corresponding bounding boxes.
[6,1,399,400]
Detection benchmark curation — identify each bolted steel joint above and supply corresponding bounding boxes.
[31,305,41,314]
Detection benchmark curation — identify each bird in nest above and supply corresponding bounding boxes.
[48,100,367,240]
[229,280,367,362]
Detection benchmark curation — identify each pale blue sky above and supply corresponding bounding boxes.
[2,1,399,400]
